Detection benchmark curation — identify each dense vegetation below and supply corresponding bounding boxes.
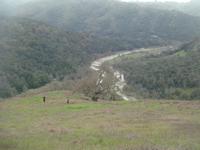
[116,39,200,100]
[0,17,125,98]
[1,0,200,100]
[17,0,200,45]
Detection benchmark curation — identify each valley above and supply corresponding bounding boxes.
[115,39,200,100]
[90,49,135,101]
[0,0,200,149]
[90,46,177,101]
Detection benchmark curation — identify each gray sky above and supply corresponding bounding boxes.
[2,0,191,2]
[1,0,191,5]
[120,0,190,2]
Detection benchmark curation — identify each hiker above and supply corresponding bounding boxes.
[65,99,70,104]
[43,96,46,103]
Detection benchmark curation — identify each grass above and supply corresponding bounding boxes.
[0,90,200,150]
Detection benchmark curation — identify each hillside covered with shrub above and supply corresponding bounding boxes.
[1,0,200,100]
[0,17,124,98]
[115,39,200,100]
[17,0,200,45]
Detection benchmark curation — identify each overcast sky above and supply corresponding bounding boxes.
[120,0,190,2]
[2,0,191,4]
[3,0,191,2]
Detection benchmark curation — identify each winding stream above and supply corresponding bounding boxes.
[90,46,176,101]
[90,49,145,101]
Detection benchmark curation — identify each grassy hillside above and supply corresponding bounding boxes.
[115,40,200,100]
[0,16,124,98]
[0,91,200,150]
[17,0,200,45]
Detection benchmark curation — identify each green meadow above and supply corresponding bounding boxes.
[0,91,200,150]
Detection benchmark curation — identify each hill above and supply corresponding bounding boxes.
[183,0,200,17]
[0,90,200,149]
[134,0,200,17]
[115,39,200,100]
[0,16,124,98]
[17,0,200,45]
